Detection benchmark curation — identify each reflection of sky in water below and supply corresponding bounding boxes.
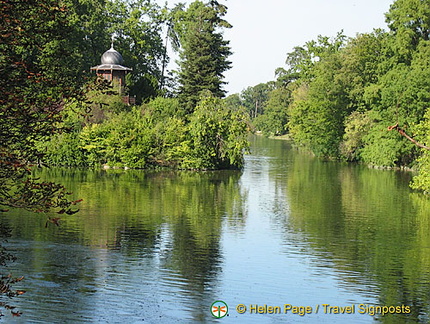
[218,152,378,323]
[1,137,427,323]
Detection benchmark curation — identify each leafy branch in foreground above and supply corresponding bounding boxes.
[1,0,88,317]
[0,0,87,214]
[0,275,26,318]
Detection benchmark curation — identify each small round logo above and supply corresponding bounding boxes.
[211,300,228,318]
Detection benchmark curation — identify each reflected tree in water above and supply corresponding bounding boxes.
[0,168,246,321]
[284,146,430,323]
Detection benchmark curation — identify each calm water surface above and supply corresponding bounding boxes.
[1,136,430,323]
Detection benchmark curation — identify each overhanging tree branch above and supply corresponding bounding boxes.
[388,123,430,150]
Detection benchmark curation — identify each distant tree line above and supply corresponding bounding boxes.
[232,0,430,193]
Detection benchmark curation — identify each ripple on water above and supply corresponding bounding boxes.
[1,137,428,323]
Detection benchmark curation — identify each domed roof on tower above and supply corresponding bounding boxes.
[101,45,124,65]
[89,35,134,104]
[90,37,132,73]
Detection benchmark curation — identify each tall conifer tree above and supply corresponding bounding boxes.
[175,0,232,113]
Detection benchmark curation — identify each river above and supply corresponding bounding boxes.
[1,136,429,323]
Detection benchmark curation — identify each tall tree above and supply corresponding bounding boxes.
[106,0,165,101]
[385,0,430,62]
[60,0,167,102]
[63,0,109,71]
[175,0,232,113]
[287,35,348,157]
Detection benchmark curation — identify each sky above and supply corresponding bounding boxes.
[158,0,395,95]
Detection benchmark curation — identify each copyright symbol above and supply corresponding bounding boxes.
[236,304,246,314]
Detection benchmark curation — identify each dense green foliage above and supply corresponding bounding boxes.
[34,0,247,171]
[410,107,430,191]
[186,95,249,169]
[61,0,167,101]
[0,0,247,180]
[253,87,290,136]
[174,1,232,112]
[40,93,249,170]
[241,0,430,192]
[0,0,90,313]
[1,0,248,291]
[0,0,86,214]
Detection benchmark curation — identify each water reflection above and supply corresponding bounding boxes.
[278,136,430,323]
[0,136,429,323]
[1,169,246,322]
